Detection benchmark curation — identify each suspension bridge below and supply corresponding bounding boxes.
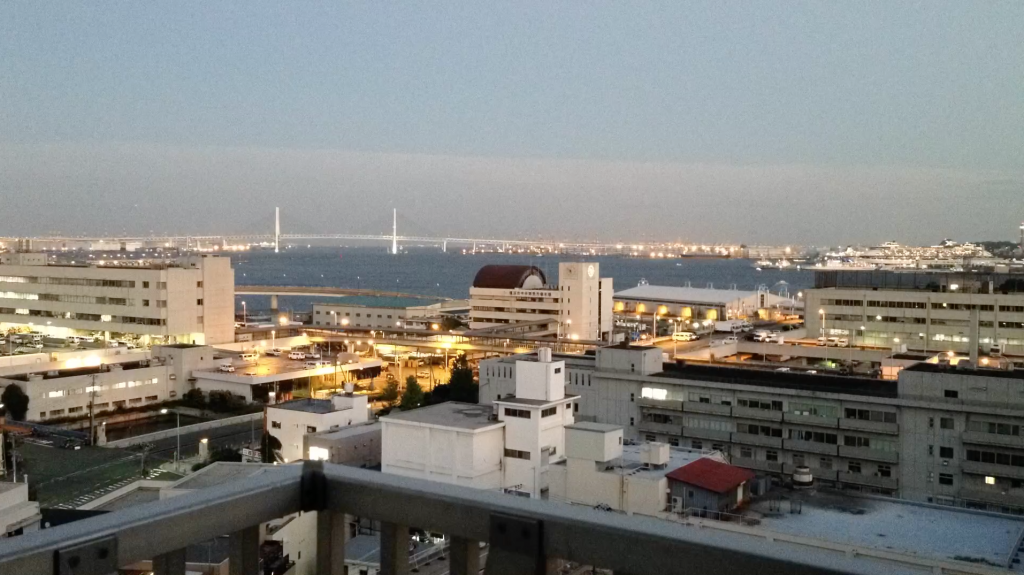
[2,208,775,256]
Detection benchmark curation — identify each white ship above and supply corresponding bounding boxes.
[818,240,1000,270]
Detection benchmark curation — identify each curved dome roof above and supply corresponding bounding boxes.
[472,265,547,289]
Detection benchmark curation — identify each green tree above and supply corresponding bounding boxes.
[182,388,207,410]
[1,383,29,421]
[399,378,425,411]
[191,446,243,472]
[441,316,466,331]
[261,432,283,463]
[447,354,478,403]
[379,380,400,406]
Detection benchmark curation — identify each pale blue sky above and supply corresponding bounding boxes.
[1,2,1022,243]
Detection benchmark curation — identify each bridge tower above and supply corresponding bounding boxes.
[275,207,280,253]
[391,208,398,255]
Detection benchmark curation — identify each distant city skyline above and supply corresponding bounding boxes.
[1,3,1022,244]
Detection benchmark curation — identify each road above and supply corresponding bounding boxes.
[142,420,261,463]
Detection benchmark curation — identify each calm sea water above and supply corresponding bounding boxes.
[231,247,814,313]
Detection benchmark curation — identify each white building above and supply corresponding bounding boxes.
[382,347,577,497]
[806,270,1024,355]
[0,253,235,345]
[0,344,216,422]
[548,422,721,517]
[0,481,40,538]
[311,300,469,330]
[468,263,612,341]
[265,394,371,463]
[614,284,796,323]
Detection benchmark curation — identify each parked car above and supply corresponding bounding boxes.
[776,367,791,372]
[239,352,259,362]
[218,364,236,372]
[307,350,322,359]
[836,338,849,348]
[265,348,284,357]
[826,337,840,347]
[305,360,329,369]
[417,370,431,379]
[672,331,698,342]
[722,336,739,344]
[288,351,306,360]
[816,337,827,346]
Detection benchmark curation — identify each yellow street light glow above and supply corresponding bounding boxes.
[431,323,440,330]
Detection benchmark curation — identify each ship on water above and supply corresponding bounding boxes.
[819,239,1002,271]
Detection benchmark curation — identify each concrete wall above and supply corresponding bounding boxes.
[381,420,504,489]
[266,398,370,463]
[312,304,408,329]
[305,423,382,468]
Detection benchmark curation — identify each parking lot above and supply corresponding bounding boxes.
[0,334,133,356]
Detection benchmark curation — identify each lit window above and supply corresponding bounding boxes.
[101,315,112,322]
[986,476,996,485]
[641,387,667,400]
[308,446,329,461]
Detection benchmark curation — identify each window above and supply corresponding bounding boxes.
[986,476,996,485]
[877,465,892,478]
[739,447,753,458]
[541,407,558,418]
[645,434,656,442]
[938,473,954,486]
[789,430,837,444]
[504,448,530,460]
[944,390,959,399]
[642,387,668,400]
[630,417,634,426]
[197,299,204,306]
[843,408,897,423]
[271,421,282,429]
[143,281,150,288]
[504,408,531,419]
[630,393,635,402]
[197,281,203,288]
[848,461,861,474]
[738,398,783,411]
[940,417,954,430]
[738,423,782,437]
[966,449,1024,467]
[766,450,778,462]
[928,445,934,456]
[968,421,1022,436]
[143,299,150,307]
[554,367,561,374]
[939,446,954,459]
[307,426,317,433]
[691,440,703,450]
[145,395,158,402]
[574,403,579,413]
[668,438,679,447]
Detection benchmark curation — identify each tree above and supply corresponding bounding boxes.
[191,446,243,472]
[261,432,283,463]
[447,354,478,403]
[379,380,400,406]
[441,316,466,331]
[1,384,29,421]
[182,388,207,411]
[399,378,424,411]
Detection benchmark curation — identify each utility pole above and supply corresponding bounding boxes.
[88,375,97,446]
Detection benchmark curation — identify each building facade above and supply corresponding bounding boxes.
[468,263,612,341]
[805,270,1024,356]
[0,254,235,345]
[480,345,1024,513]
[265,395,371,463]
[311,300,469,330]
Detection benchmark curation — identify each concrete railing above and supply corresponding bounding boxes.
[104,412,262,448]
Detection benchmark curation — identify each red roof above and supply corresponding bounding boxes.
[472,265,547,289]
[665,458,755,494]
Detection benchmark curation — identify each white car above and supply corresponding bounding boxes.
[288,351,306,360]
[417,370,430,379]
[826,337,840,347]
[265,348,284,357]
[218,364,236,372]
[672,331,698,342]
[305,360,329,369]
[816,337,828,346]
[722,336,739,344]
[307,350,322,359]
[836,338,849,348]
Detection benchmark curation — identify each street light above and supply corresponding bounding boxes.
[341,318,350,326]
[160,408,181,472]
[241,301,247,325]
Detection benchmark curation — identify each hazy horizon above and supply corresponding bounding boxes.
[2,3,1022,244]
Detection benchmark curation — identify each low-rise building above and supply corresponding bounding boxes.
[382,348,576,497]
[305,421,381,468]
[265,395,371,464]
[805,269,1024,355]
[665,457,755,514]
[468,263,612,341]
[0,253,235,345]
[311,299,469,330]
[614,283,796,323]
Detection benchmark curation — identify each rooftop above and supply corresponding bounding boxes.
[167,462,282,491]
[494,394,577,407]
[747,490,1024,568]
[655,361,898,399]
[665,458,755,493]
[312,421,381,441]
[565,422,622,433]
[382,402,502,431]
[903,362,1024,380]
[471,265,548,290]
[814,269,1024,294]
[615,284,768,305]
[269,398,339,414]
[587,444,718,480]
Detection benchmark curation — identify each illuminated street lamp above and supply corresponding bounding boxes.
[431,323,440,331]
[160,408,181,472]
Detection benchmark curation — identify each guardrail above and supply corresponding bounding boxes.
[103,412,262,448]
[0,461,922,575]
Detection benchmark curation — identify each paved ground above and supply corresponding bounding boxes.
[144,419,262,464]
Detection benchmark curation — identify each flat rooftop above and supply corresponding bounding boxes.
[904,362,1024,380]
[748,490,1024,568]
[90,487,163,512]
[655,361,898,399]
[313,421,381,441]
[556,443,715,480]
[168,462,283,491]
[1,360,158,381]
[382,402,501,431]
[495,394,578,407]
[270,398,340,414]
[615,284,761,305]
[566,422,622,433]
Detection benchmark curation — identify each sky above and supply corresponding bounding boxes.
[1,2,1022,245]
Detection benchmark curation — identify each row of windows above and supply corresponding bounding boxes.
[40,394,161,418]
[843,435,898,451]
[541,407,558,418]
[737,424,782,437]
[844,408,897,423]
[737,398,783,411]
[968,420,1022,436]
[43,378,160,399]
[315,310,395,319]
[504,448,531,460]
[504,408,531,419]
[0,308,168,325]
[822,298,1017,313]
[966,449,1024,468]
[0,275,153,288]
